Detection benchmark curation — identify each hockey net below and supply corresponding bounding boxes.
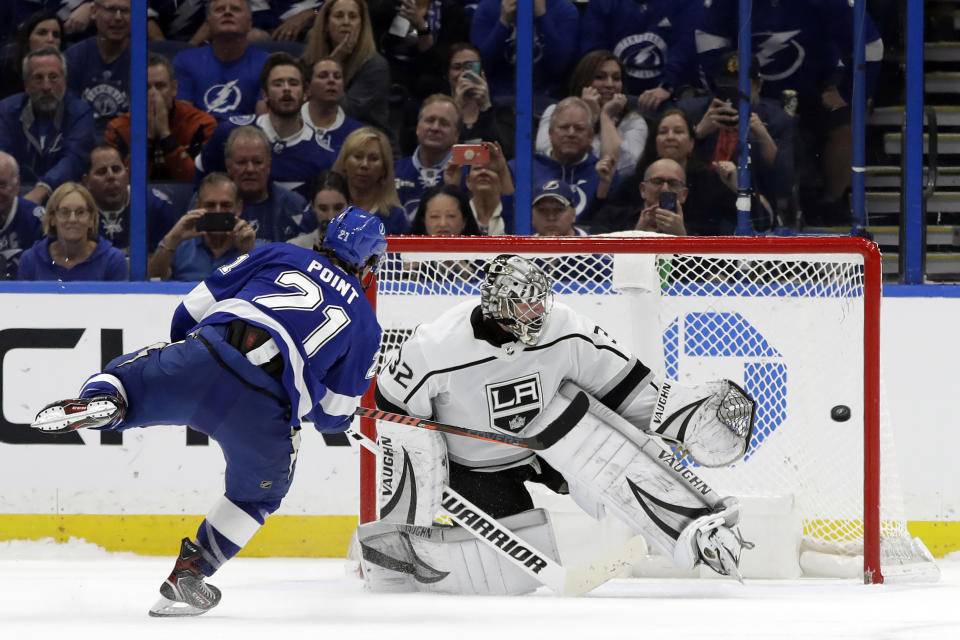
[359,235,938,584]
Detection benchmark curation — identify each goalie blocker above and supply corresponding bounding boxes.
[359,379,755,593]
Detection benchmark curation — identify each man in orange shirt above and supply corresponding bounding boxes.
[105,54,216,180]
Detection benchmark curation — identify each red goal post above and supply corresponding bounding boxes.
[359,235,888,582]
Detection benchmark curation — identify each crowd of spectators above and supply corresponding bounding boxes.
[0,0,889,281]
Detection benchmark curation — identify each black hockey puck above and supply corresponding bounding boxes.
[831,405,851,422]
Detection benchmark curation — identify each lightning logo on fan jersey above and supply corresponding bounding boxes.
[204,80,242,115]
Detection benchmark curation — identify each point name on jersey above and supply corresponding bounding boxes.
[307,260,359,304]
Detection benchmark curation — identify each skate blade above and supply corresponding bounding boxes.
[31,401,117,433]
[148,595,213,617]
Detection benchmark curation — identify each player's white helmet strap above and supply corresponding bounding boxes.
[480,255,554,346]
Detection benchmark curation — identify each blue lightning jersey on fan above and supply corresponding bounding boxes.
[169,242,382,431]
[695,0,884,102]
[578,0,704,95]
[173,45,269,120]
[195,113,337,197]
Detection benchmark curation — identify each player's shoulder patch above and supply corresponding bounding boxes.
[31,206,45,220]
[229,114,257,126]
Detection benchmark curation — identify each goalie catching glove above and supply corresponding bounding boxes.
[648,379,756,467]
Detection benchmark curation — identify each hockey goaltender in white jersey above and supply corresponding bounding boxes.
[358,254,757,595]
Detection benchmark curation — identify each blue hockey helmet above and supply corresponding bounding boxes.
[322,206,388,273]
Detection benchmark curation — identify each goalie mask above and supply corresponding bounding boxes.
[480,255,554,346]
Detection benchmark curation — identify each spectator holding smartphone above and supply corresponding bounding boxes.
[148,173,255,281]
[590,158,687,235]
[676,51,792,226]
[445,42,515,160]
[444,140,515,235]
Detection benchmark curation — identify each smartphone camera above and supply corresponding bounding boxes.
[463,60,482,85]
[196,212,237,232]
[452,144,490,165]
[659,191,678,212]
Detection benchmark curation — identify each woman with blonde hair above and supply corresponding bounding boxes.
[332,127,409,234]
[18,182,127,281]
[303,0,391,136]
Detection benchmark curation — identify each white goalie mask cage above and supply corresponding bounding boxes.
[480,254,555,345]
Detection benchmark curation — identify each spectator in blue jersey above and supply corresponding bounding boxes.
[303,0,391,140]
[0,152,45,279]
[30,206,387,617]
[149,173,256,281]
[105,54,218,181]
[256,0,321,41]
[469,0,579,109]
[443,140,515,235]
[288,170,350,249]
[510,97,619,225]
[63,0,130,140]
[301,57,364,160]
[578,0,704,113]
[332,126,409,234]
[0,11,64,101]
[81,144,178,254]
[18,181,128,280]
[395,94,460,222]
[173,0,269,120]
[537,50,649,180]
[695,0,884,222]
[409,183,481,236]
[223,126,309,243]
[195,52,334,198]
[0,47,96,205]
[444,42,515,161]
[677,51,793,223]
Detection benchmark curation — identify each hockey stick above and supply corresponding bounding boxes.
[353,390,590,451]
[348,429,647,596]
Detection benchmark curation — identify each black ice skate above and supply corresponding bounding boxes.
[149,538,222,617]
[30,394,126,433]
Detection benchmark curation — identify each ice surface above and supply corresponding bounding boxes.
[2,538,959,639]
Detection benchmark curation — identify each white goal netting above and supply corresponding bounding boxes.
[363,236,937,583]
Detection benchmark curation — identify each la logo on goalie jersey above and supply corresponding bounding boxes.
[485,374,542,433]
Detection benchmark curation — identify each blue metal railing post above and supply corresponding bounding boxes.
[851,0,867,236]
[903,0,925,283]
[129,0,147,280]
[514,3,533,236]
[734,0,753,235]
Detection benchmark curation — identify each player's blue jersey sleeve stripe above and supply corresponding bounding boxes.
[319,388,363,419]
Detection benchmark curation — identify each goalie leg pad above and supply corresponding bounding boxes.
[376,423,447,526]
[526,386,746,575]
[358,509,560,595]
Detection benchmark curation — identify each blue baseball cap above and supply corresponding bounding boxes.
[532,180,576,208]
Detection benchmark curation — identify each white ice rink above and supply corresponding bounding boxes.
[2,539,959,640]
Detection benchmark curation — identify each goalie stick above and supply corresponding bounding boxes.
[348,429,647,596]
[353,390,591,451]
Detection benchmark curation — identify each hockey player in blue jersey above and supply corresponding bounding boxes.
[30,206,387,617]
